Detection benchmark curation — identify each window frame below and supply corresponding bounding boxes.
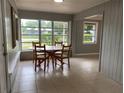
[21,19,39,51]
[40,20,53,46]
[83,21,98,45]
[20,19,70,51]
[53,21,69,45]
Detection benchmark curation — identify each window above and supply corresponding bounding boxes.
[83,22,98,44]
[41,20,52,45]
[21,19,70,50]
[53,21,69,45]
[21,19,39,50]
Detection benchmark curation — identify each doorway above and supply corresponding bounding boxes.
[83,14,104,72]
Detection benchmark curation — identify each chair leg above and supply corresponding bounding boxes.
[68,58,70,68]
[55,58,57,68]
[61,59,63,70]
[44,61,46,72]
[32,55,34,63]
[52,57,54,69]
[38,60,41,67]
[35,60,37,72]
[52,61,54,69]
[47,58,49,68]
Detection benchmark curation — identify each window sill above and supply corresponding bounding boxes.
[83,43,97,46]
[21,49,33,52]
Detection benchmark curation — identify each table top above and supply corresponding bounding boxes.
[45,46,62,51]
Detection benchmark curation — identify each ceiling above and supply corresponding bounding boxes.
[15,0,109,14]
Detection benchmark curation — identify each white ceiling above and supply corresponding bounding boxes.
[15,0,109,14]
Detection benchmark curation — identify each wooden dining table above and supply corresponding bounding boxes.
[45,46,62,68]
[45,46,62,52]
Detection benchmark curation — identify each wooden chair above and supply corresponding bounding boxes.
[55,41,63,46]
[32,41,41,47]
[32,41,41,63]
[54,41,63,55]
[34,45,49,71]
[54,44,71,69]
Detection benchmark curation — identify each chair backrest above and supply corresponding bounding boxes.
[61,44,71,57]
[55,41,63,46]
[32,41,41,48]
[34,45,46,59]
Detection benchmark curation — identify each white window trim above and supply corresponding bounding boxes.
[83,21,98,45]
[20,19,71,51]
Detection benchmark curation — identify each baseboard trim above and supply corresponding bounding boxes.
[73,53,99,56]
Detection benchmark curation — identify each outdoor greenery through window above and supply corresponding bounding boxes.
[21,19,70,50]
[41,20,52,45]
[21,19,39,50]
[53,21,69,45]
[83,22,98,44]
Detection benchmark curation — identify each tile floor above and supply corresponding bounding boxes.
[12,55,123,93]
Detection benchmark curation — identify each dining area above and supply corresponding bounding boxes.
[0,0,123,92]
[32,41,72,72]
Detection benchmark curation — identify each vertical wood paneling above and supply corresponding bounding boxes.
[111,0,121,80]
[116,33,123,82]
[108,0,117,79]
[72,21,77,55]
[101,2,111,75]
[101,0,123,84]
[115,0,123,82]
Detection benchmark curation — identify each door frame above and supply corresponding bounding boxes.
[98,11,104,72]
[0,0,9,93]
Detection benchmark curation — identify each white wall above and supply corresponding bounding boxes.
[18,10,73,21]
[72,2,105,54]
[2,0,20,92]
[101,0,123,84]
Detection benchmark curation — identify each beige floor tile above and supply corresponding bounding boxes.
[38,89,58,93]
[13,80,37,93]
[14,90,37,93]
[12,55,122,93]
[87,78,123,93]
